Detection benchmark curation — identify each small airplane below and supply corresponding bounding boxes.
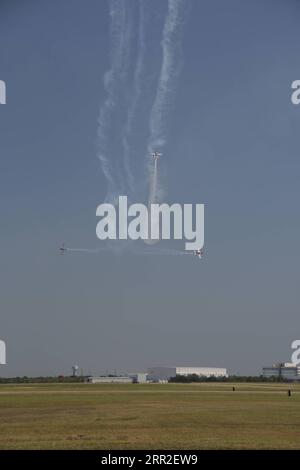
[151,151,162,160]
[59,243,67,255]
[194,248,204,259]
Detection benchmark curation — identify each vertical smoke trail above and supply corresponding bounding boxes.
[97,0,133,202]
[122,0,147,195]
[149,158,158,205]
[145,0,189,243]
[148,0,189,152]
[97,0,188,207]
[145,157,159,244]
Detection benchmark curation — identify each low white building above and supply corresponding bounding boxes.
[148,366,228,381]
[86,376,133,384]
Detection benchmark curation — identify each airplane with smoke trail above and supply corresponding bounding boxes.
[67,1,191,257]
[151,151,162,160]
[96,0,189,206]
[59,243,203,259]
[59,244,107,255]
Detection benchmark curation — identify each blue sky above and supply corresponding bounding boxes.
[0,0,299,376]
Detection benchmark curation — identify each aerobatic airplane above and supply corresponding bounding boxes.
[151,151,162,160]
[194,248,204,259]
[59,243,67,255]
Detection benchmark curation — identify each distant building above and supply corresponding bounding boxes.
[86,376,133,384]
[72,365,79,377]
[262,363,300,381]
[129,373,148,384]
[148,366,228,382]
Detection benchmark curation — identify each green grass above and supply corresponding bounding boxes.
[0,382,299,449]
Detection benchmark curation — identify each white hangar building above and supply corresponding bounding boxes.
[148,366,228,381]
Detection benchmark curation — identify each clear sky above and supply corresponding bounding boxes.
[0,0,299,376]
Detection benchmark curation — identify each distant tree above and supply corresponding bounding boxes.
[169,374,289,383]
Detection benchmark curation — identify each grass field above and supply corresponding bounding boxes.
[0,382,299,449]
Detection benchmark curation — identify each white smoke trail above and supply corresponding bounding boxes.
[97,0,188,203]
[148,158,158,205]
[144,0,189,245]
[144,157,159,244]
[122,0,147,194]
[65,246,190,257]
[134,247,189,256]
[97,0,133,202]
[148,0,189,153]
[65,248,107,253]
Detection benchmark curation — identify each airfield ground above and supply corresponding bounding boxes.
[0,382,299,449]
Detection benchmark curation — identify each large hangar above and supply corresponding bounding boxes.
[148,366,228,381]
